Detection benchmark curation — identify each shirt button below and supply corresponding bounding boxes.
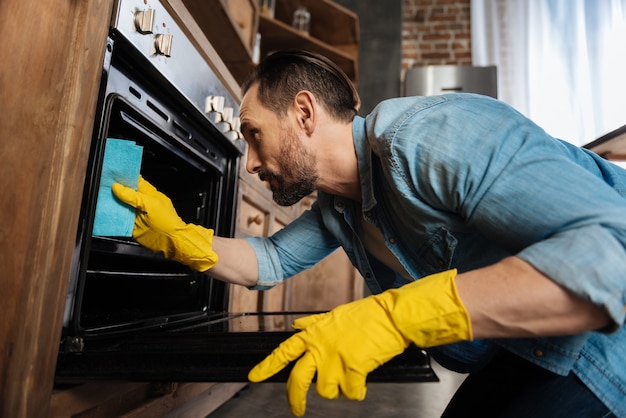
[389,237,396,244]
[533,349,544,357]
[365,211,372,218]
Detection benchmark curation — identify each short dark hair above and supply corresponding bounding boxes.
[242,49,360,123]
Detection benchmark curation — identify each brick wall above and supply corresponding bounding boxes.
[402,0,472,77]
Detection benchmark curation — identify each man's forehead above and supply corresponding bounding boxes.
[240,83,261,117]
[241,82,260,103]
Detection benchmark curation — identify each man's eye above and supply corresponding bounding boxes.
[243,128,256,141]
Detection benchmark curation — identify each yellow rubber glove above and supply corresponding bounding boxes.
[111,176,218,272]
[248,269,472,417]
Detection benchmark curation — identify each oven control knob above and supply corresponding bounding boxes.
[222,107,234,124]
[216,107,234,133]
[208,113,222,124]
[231,116,241,133]
[231,117,243,138]
[153,33,173,57]
[134,9,155,34]
[205,96,225,113]
[205,96,225,124]
[224,116,244,141]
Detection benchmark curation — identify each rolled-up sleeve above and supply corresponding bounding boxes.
[473,144,626,327]
[474,143,626,326]
[394,95,626,327]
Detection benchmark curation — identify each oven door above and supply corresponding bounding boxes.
[55,28,437,385]
[56,312,437,383]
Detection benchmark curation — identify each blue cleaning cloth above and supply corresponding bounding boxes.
[92,138,143,237]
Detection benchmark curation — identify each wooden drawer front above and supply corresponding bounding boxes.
[238,196,268,237]
[261,212,290,312]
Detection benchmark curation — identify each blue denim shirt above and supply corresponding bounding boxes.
[245,94,626,416]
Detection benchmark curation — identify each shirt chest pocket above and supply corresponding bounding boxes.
[413,227,458,276]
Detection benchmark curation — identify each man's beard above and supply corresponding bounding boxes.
[259,127,318,207]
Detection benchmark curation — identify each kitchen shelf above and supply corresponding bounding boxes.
[180,0,258,85]
[259,15,358,83]
[180,0,359,86]
[264,0,359,83]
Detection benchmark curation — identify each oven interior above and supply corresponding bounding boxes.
[77,99,228,336]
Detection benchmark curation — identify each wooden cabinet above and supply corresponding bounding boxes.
[180,0,259,84]
[182,0,359,85]
[286,249,364,312]
[260,0,359,83]
[228,176,270,313]
[0,1,117,416]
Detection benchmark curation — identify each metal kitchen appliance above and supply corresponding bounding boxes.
[404,65,498,98]
[55,0,436,383]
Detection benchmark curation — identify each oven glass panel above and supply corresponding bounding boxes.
[78,98,218,333]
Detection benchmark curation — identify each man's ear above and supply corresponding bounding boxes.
[294,90,316,134]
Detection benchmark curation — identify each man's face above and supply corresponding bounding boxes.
[259,124,317,206]
[240,84,318,206]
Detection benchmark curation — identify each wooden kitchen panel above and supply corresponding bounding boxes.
[180,0,258,84]
[229,178,268,313]
[259,0,359,83]
[259,16,358,83]
[230,173,270,313]
[287,249,363,312]
[178,0,359,86]
[181,0,258,52]
[259,281,288,312]
[228,283,261,313]
[237,182,270,237]
[1,0,116,415]
[259,205,292,312]
[226,0,259,48]
[273,0,359,50]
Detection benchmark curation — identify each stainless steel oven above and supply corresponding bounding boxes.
[55,0,436,384]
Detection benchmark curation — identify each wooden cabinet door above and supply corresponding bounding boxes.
[229,180,270,312]
[259,209,291,312]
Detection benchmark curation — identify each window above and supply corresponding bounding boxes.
[472,0,626,145]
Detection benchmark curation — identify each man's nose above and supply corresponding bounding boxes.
[245,147,261,174]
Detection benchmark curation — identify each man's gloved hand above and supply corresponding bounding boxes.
[111,176,218,272]
[248,269,472,417]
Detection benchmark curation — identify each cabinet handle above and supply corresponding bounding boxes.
[248,214,263,225]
